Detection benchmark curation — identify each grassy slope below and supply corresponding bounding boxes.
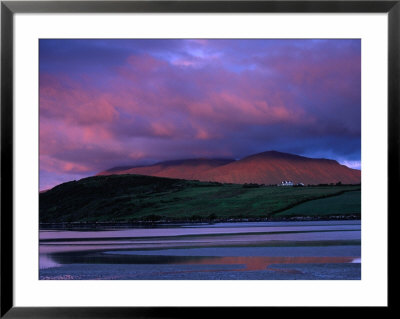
[275,190,361,217]
[39,174,361,223]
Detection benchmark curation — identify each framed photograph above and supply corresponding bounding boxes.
[1,0,395,317]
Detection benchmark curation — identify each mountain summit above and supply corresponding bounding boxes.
[98,151,360,185]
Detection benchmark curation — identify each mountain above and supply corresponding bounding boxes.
[97,151,361,185]
[198,151,360,185]
[97,158,235,180]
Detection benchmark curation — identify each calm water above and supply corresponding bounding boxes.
[39,220,361,280]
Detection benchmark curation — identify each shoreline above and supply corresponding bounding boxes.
[39,215,361,229]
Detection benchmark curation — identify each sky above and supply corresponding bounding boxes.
[39,39,361,190]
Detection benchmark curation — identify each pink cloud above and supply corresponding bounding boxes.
[150,122,176,138]
[195,128,214,140]
[187,91,305,127]
[40,74,119,125]
[40,155,91,174]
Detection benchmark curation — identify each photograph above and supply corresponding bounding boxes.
[38,38,362,280]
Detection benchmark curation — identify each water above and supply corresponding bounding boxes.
[39,220,361,280]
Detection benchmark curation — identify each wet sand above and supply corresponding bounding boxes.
[40,263,361,280]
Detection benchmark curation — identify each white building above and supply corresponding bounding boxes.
[279,180,294,186]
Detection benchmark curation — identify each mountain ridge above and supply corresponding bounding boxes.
[97,150,361,185]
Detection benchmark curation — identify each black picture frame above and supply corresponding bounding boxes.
[1,1,395,317]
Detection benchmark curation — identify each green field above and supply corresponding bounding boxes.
[39,174,361,223]
[275,190,361,217]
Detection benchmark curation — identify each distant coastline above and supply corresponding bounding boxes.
[39,214,361,230]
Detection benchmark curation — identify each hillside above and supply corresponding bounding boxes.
[39,174,360,223]
[199,151,361,185]
[98,158,234,180]
[97,151,361,185]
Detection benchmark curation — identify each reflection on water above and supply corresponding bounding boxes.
[191,256,357,272]
[39,220,361,280]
